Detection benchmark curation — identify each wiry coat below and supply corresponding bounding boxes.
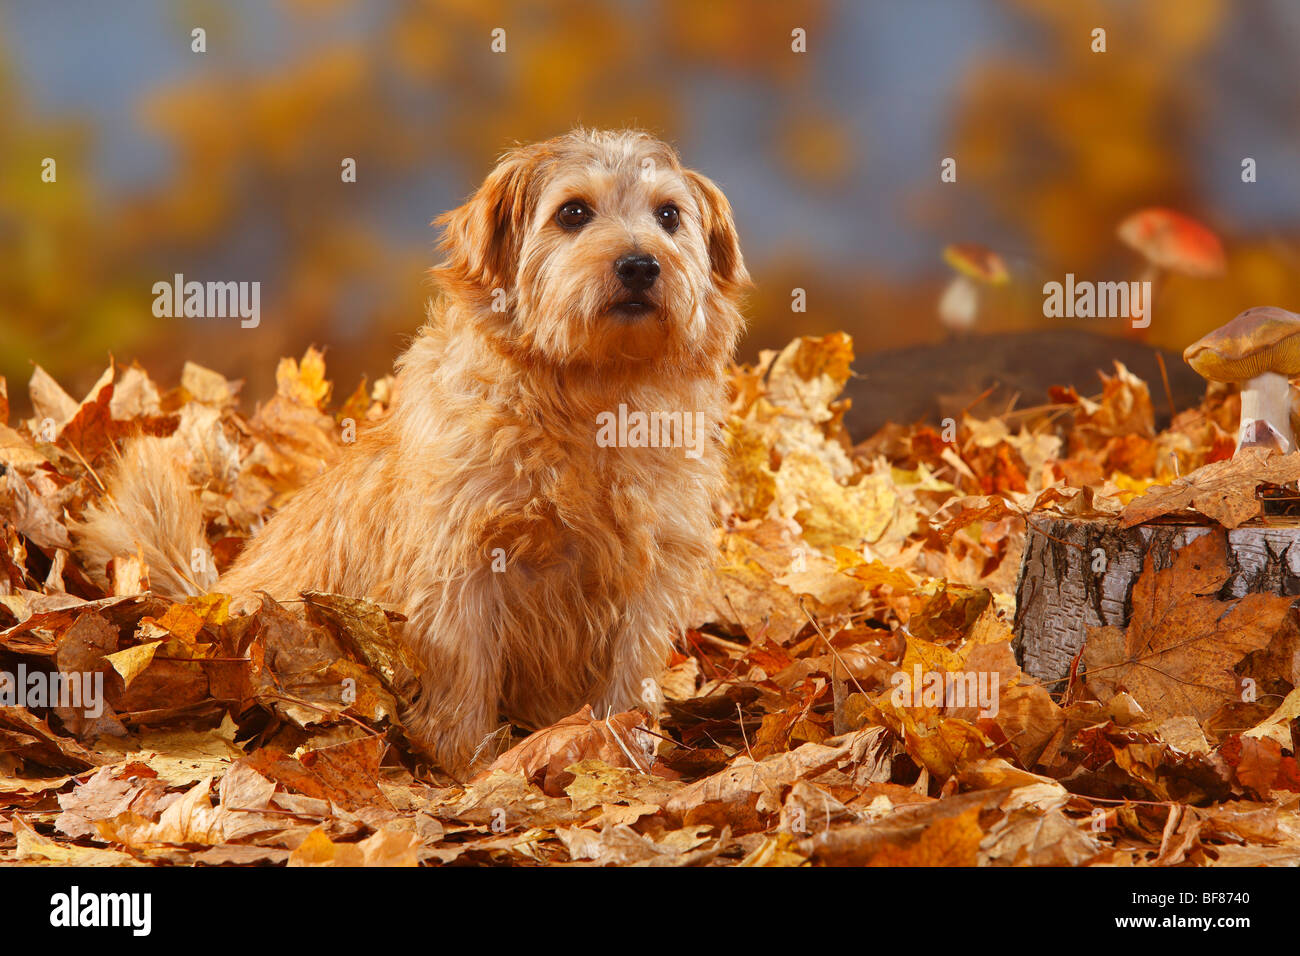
[77,129,748,773]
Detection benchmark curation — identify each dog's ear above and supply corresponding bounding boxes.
[685,170,749,294]
[434,147,539,297]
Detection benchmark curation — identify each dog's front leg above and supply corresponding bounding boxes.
[399,600,504,776]
[591,605,676,719]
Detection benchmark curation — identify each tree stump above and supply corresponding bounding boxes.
[1012,514,1300,686]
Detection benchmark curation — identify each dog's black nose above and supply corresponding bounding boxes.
[614,253,660,292]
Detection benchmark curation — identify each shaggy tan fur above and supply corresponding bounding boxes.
[75,129,748,773]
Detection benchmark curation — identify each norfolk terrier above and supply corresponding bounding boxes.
[76,129,748,772]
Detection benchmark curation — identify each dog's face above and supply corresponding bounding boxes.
[434,130,747,370]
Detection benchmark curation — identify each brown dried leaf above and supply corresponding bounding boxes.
[479,705,651,797]
[799,797,989,866]
[1083,531,1294,721]
[287,826,419,867]
[302,591,419,699]
[1121,447,1300,530]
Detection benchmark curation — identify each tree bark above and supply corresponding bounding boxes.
[1012,515,1300,687]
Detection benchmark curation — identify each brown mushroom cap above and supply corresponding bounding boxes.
[1184,306,1300,382]
[1118,208,1226,278]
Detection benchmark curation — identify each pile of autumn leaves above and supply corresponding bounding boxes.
[2,334,1300,866]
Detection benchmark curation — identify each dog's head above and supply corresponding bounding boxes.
[433,129,747,370]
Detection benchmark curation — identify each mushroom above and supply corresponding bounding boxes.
[1118,208,1225,279]
[1117,208,1225,328]
[938,243,1009,334]
[1184,306,1300,454]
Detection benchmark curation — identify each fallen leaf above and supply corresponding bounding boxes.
[1083,531,1294,721]
[288,827,420,867]
[1121,447,1300,529]
[479,705,652,797]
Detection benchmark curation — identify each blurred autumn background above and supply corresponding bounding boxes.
[3,0,1300,415]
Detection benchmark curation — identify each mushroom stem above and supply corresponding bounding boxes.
[1238,371,1295,453]
[938,275,978,333]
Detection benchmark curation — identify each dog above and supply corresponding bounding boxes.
[75,129,748,773]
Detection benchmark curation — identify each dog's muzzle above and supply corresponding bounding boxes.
[609,253,660,319]
[614,253,660,292]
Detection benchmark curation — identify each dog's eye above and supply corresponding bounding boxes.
[656,203,680,234]
[556,201,593,230]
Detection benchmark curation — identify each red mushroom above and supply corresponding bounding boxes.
[1118,208,1226,278]
[1117,208,1225,330]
